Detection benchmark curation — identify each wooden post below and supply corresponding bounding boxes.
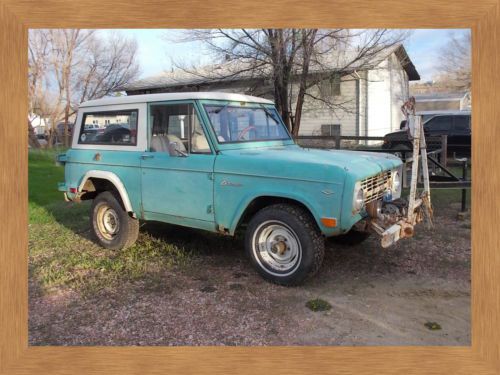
[440,135,448,168]
[335,134,341,149]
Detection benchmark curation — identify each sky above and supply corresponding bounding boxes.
[114,29,469,82]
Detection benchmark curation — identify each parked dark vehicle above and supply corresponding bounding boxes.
[382,111,471,157]
[96,124,132,144]
[56,122,74,137]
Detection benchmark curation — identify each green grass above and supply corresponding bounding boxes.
[29,149,471,294]
[28,149,192,294]
[402,163,471,210]
[424,321,442,331]
[305,298,332,312]
[428,188,471,209]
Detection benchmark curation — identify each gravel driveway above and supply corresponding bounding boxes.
[29,204,470,346]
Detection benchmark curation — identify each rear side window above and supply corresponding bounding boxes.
[425,116,452,132]
[78,110,138,145]
[453,116,471,131]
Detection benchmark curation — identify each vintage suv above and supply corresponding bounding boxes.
[57,92,408,285]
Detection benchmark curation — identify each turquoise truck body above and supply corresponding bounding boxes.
[58,93,402,238]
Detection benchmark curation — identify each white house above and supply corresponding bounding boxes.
[29,114,48,135]
[122,44,419,138]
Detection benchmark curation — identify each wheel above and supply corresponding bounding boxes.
[330,229,371,246]
[90,191,139,250]
[245,204,325,286]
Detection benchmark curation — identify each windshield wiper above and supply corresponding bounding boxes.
[259,104,279,123]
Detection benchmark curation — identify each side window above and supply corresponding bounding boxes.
[149,103,211,154]
[78,110,138,145]
[453,116,470,131]
[425,116,452,132]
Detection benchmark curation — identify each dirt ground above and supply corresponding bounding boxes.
[29,204,470,346]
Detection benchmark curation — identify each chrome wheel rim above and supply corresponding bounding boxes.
[96,205,120,240]
[252,220,302,276]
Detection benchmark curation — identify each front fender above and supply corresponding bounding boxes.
[213,174,343,236]
[228,191,323,234]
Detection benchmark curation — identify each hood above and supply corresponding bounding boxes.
[217,144,402,183]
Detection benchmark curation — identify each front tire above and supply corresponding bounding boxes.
[245,204,325,286]
[90,191,139,250]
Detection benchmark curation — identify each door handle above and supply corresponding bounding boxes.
[141,154,154,160]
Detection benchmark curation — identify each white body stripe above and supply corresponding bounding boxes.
[78,170,133,213]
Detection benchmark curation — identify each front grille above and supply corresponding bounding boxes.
[361,171,392,203]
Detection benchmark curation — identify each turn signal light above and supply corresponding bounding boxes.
[321,217,337,228]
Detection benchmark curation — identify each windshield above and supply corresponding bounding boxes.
[204,104,291,143]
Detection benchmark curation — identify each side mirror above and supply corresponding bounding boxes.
[168,141,187,157]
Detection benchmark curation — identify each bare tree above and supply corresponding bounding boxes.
[48,30,97,147]
[28,30,51,148]
[173,29,407,135]
[438,30,471,91]
[28,30,140,148]
[75,33,139,103]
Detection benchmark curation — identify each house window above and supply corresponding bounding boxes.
[319,74,341,98]
[321,124,341,136]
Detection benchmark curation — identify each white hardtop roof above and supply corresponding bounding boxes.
[79,92,274,108]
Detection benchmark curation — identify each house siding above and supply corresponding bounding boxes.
[125,51,415,139]
[367,60,391,138]
[389,53,410,133]
[297,75,359,136]
[366,54,409,139]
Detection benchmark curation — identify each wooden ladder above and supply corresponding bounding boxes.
[406,114,433,228]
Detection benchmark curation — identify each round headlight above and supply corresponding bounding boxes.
[392,171,401,192]
[352,183,365,212]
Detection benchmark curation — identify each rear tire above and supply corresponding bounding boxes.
[245,204,325,286]
[90,191,139,250]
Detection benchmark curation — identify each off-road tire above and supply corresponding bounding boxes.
[330,230,371,246]
[245,203,325,286]
[90,191,139,250]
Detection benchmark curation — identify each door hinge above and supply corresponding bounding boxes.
[207,204,213,214]
[208,172,214,180]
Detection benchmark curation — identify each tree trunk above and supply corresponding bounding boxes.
[47,114,57,149]
[293,93,305,137]
[28,120,41,148]
[276,80,291,131]
[64,101,70,147]
[292,30,317,137]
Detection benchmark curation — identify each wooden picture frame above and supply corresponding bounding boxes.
[0,0,498,373]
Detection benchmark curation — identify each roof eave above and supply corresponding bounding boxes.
[394,44,420,81]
